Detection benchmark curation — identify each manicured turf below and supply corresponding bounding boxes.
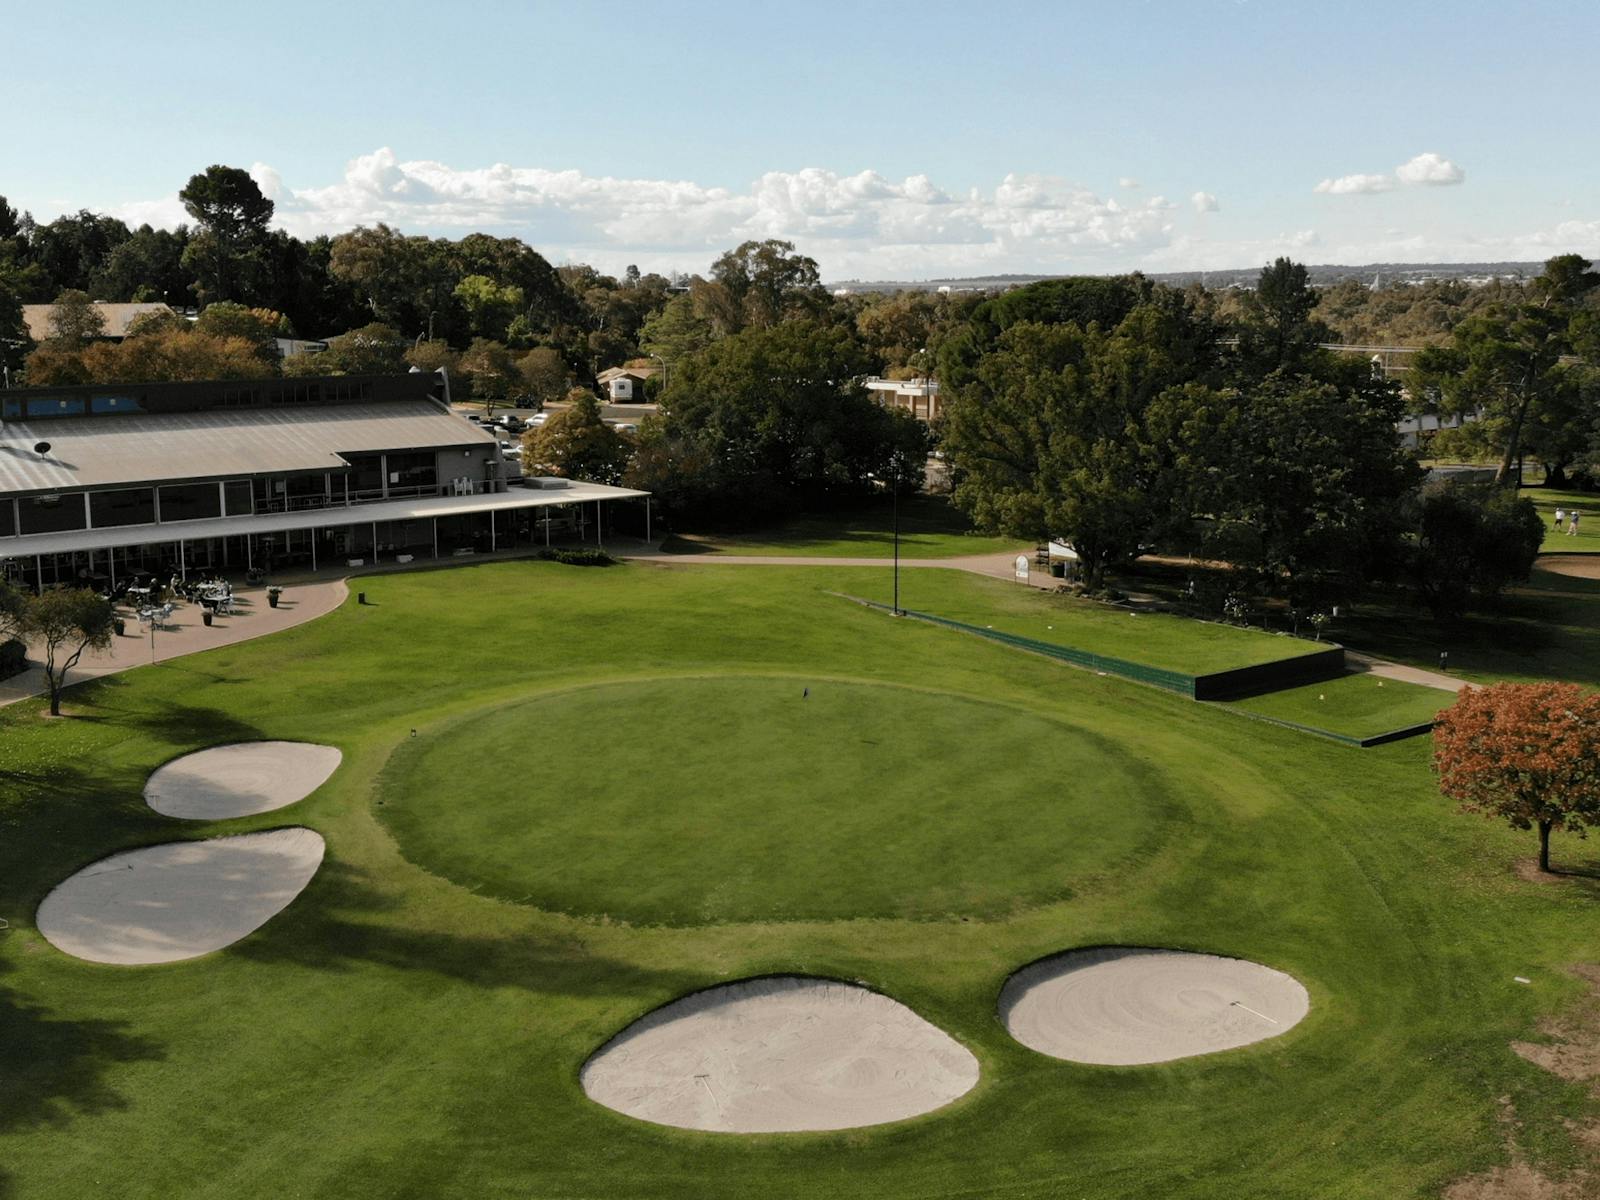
[890,567,1324,674]
[664,494,1025,558]
[1226,673,1450,740]
[1,559,1596,1199]
[382,676,1171,924]
[1522,486,1600,552]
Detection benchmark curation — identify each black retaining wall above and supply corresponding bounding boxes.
[1191,646,1348,701]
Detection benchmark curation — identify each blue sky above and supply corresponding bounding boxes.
[5,0,1597,278]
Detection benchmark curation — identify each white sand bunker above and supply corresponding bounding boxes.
[36,828,325,965]
[1000,947,1309,1065]
[581,976,979,1132]
[145,741,342,820]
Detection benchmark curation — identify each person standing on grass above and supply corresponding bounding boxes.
[1569,511,1581,536]
[1554,506,1565,530]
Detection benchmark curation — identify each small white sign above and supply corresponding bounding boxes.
[1014,554,1030,582]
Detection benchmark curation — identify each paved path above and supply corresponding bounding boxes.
[621,547,1056,588]
[0,579,348,708]
[1345,650,1472,693]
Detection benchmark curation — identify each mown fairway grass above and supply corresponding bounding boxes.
[2,560,1597,1200]
[1522,486,1600,552]
[1225,673,1451,741]
[664,494,1025,558]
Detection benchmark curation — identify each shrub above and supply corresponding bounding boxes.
[537,548,616,567]
[0,638,26,680]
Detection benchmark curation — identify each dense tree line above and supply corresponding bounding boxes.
[1,167,1588,609]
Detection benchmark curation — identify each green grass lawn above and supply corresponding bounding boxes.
[664,494,1026,558]
[382,676,1171,925]
[887,566,1324,675]
[1225,672,1451,740]
[1,559,1597,1199]
[1520,486,1600,553]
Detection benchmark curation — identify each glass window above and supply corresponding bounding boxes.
[26,397,85,418]
[223,480,252,516]
[157,482,222,522]
[89,488,157,528]
[18,494,87,534]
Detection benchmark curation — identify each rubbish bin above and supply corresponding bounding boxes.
[202,610,213,627]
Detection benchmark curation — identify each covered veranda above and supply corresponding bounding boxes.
[0,482,651,592]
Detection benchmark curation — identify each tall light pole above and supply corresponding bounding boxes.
[891,461,901,616]
[648,353,668,397]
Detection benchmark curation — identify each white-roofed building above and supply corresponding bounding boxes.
[0,371,647,591]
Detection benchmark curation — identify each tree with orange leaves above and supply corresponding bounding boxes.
[1433,681,1600,873]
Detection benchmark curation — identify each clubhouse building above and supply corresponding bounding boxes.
[0,371,647,591]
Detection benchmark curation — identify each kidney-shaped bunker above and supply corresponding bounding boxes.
[36,828,326,965]
[582,976,979,1132]
[1000,947,1310,1065]
[145,741,343,820]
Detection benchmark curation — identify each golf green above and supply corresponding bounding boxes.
[379,675,1174,924]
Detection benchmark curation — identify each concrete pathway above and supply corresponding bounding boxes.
[1345,650,1472,693]
[0,579,348,708]
[620,546,1058,588]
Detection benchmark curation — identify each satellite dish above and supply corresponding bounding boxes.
[33,441,50,455]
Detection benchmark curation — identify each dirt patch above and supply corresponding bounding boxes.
[1444,1161,1585,1200]
[1445,968,1600,1199]
[1511,967,1600,1084]
[1513,860,1600,889]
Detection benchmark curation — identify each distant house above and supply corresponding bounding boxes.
[865,376,942,422]
[597,365,660,402]
[21,302,174,343]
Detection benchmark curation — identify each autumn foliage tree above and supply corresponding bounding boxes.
[1433,682,1600,872]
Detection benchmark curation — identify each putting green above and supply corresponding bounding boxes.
[379,675,1177,924]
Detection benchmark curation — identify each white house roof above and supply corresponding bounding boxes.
[0,483,648,559]
[0,401,497,495]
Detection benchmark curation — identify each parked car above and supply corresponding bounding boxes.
[529,411,551,428]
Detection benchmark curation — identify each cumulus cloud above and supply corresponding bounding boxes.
[113,147,1184,278]
[1395,152,1465,186]
[1118,177,1140,189]
[1191,191,1219,213]
[1315,151,1465,197]
[1314,173,1398,196]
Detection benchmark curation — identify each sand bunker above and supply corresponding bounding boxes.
[36,828,325,965]
[1539,555,1600,582]
[1000,947,1309,1065]
[145,741,342,820]
[581,976,979,1132]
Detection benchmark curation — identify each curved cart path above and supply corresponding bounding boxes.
[0,580,348,709]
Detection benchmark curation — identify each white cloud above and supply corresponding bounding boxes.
[1395,151,1464,186]
[1315,151,1466,197]
[249,162,284,201]
[1118,177,1140,189]
[114,148,1182,278]
[1191,191,1219,213]
[1314,173,1397,196]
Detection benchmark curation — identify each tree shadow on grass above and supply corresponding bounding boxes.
[0,960,164,1200]
[226,857,701,1002]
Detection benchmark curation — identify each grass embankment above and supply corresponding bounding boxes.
[1,560,1596,1199]
[664,494,1024,559]
[1225,673,1450,741]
